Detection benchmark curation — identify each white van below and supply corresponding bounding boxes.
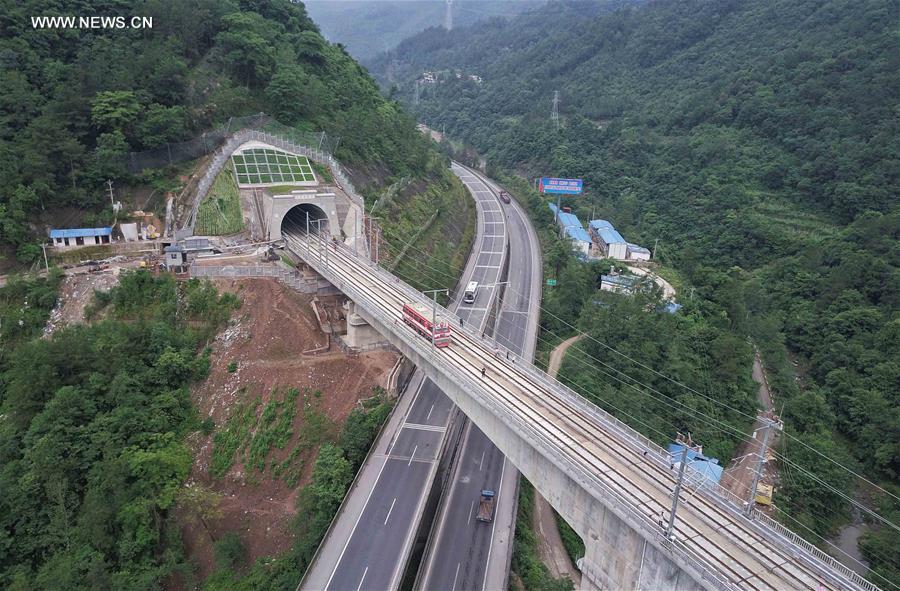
[463,281,478,304]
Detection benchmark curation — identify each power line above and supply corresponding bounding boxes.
[371,194,900,507]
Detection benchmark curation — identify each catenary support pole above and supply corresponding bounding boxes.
[666,443,690,540]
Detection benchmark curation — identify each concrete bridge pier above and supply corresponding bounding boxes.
[341,302,712,591]
[343,300,392,351]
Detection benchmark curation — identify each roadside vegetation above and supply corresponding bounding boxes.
[201,389,393,590]
[510,480,574,591]
[382,0,899,581]
[195,169,244,236]
[0,271,239,589]
[378,170,476,299]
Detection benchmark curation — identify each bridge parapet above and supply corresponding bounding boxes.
[289,235,878,591]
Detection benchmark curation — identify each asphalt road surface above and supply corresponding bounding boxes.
[417,166,542,591]
[301,163,509,591]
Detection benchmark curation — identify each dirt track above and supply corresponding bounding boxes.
[533,335,585,586]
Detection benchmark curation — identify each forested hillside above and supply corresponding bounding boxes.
[0,1,475,588]
[305,0,544,63]
[0,0,464,267]
[375,0,900,582]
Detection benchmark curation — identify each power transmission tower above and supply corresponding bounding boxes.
[445,0,453,31]
[551,90,560,129]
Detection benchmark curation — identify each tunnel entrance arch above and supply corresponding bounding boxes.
[282,203,330,237]
[267,192,340,242]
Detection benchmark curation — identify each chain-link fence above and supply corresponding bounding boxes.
[175,128,364,238]
[126,114,363,238]
[125,114,343,174]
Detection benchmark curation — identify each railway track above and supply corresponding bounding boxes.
[282,227,874,591]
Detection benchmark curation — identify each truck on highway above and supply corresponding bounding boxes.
[476,489,496,523]
[499,190,511,204]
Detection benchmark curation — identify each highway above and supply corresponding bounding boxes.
[416,165,543,591]
[299,165,509,590]
[284,225,870,591]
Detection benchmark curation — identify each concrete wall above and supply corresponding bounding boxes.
[268,193,340,241]
[347,304,716,591]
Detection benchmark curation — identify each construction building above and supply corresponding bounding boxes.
[549,203,592,257]
[589,219,627,260]
[50,227,113,248]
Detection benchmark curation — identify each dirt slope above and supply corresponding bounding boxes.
[177,278,398,585]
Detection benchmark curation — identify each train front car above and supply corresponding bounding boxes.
[402,302,452,348]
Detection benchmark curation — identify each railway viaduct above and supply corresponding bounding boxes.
[279,228,876,591]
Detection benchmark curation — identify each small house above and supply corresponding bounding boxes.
[589,219,627,260]
[50,227,113,248]
[600,273,644,295]
[626,243,651,261]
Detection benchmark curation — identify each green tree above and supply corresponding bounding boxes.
[91,91,142,134]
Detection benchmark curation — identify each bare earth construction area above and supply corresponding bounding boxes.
[176,278,398,584]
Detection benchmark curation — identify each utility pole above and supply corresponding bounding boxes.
[107,179,115,206]
[40,243,49,272]
[666,436,694,540]
[551,90,560,130]
[374,227,380,265]
[653,238,659,260]
[423,289,449,346]
[306,211,311,257]
[354,207,359,256]
[491,281,509,337]
[746,414,782,517]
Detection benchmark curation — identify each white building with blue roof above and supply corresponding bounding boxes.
[549,203,592,257]
[50,227,113,248]
[589,219,628,259]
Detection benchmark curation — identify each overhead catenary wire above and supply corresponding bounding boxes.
[374,224,900,520]
[286,230,873,591]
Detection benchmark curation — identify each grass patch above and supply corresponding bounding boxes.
[196,168,244,235]
[511,479,575,591]
[554,510,585,565]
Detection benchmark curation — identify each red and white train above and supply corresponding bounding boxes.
[402,302,452,348]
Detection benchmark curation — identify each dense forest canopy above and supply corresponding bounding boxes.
[305,0,546,63]
[375,0,900,582]
[0,0,436,264]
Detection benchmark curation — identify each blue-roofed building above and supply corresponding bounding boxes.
[588,219,627,259]
[50,227,113,248]
[549,203,591,257]
[626,242,651,261]
[667,443,723,490]
[600,273,649,295]
[661,301,683,314]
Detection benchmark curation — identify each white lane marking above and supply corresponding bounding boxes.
[403,422,446,433]
[322,377,429,590]
[480,457,508,591]
[478,251,505,254]
[474,265,501,270]
[482,234,504,238]
[356,566,369,591]
[426,403,435,420]
[452,562,461,590]
[468,500,475,524]
[384,498,397,525]
[408,444,418,466]
[456,306,488,312]
[479,450,485,471]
